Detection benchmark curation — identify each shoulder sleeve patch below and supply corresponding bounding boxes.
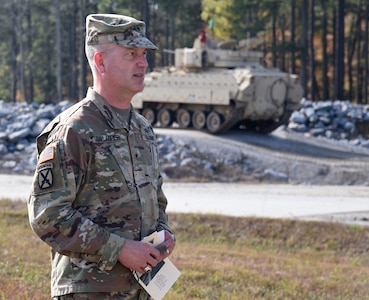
[37,165,54,190]
[32,142,66,196]
[38,146,55,165]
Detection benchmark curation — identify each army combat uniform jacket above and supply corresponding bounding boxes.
[28,88,172,296]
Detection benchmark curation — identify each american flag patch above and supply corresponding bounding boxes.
[38,146,55,164]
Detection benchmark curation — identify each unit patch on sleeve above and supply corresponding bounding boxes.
[32,143,65,195]
[38,164,53,189]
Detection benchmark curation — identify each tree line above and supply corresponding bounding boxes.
[1,0,368,104]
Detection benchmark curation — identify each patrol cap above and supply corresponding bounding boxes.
[86,14,157,50]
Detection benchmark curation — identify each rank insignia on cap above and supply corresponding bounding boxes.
[38,146,55,165]
[38,168,53,189]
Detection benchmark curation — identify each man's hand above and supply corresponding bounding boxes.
[155,230,176,261]
[118,240,160,273]
[118,231,176,273]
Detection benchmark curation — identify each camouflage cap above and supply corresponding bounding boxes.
[86,14,157,50]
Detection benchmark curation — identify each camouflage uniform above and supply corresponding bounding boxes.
[28,88,173,298]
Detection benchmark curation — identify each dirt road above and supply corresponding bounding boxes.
[3,174,369,226]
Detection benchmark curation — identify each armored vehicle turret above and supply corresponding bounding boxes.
[132,34,303,134]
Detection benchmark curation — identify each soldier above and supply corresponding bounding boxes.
[28,14,175,300]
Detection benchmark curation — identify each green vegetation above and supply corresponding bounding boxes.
[2,199,369,299]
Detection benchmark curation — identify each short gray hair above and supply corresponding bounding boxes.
[85,42,116,76]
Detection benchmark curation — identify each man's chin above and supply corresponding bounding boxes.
[135,84,145,92]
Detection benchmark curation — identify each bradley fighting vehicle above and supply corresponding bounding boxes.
[132,34,303,134]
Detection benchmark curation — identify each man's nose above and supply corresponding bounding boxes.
[137,56,149,68]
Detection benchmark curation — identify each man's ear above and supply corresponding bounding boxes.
[94,52,105,73]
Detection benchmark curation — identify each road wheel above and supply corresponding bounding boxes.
[192,110,206,130]
[177,108,192,128]
[206,112,223,133]
[157,108,172,127]
[142,108,156,125]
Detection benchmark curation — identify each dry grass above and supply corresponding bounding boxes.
[0,199,50,300]
[167,214,369,299]
[2,200,369,299]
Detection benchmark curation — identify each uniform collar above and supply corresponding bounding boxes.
[87,88,131,130]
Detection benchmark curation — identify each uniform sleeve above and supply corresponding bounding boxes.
[28,125,124,271]
[154,159,175,240]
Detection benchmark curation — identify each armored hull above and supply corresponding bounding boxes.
[132,37,303,134]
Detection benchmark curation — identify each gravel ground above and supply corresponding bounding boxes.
[156,127,369,186]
